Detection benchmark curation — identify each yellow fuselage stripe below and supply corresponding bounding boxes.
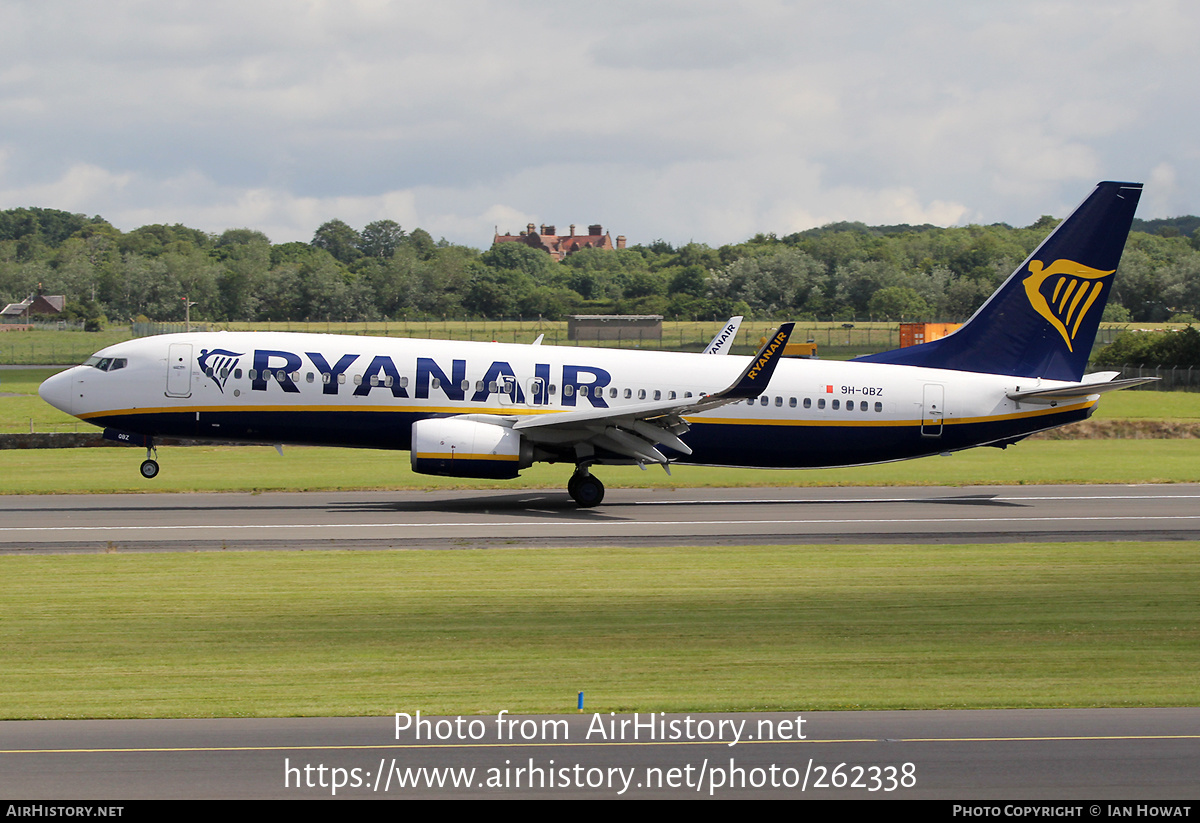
[80,399,1095,429]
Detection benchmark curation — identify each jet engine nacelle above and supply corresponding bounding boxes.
[411,417,533,479]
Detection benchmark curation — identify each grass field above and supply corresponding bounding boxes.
[1,440,1198,494]
[1,542,1195,719]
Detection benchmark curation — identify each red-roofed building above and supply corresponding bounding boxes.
[1,293,66,325]
[492,223,627,261]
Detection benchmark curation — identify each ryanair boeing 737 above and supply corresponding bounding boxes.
[39,181,1151,506]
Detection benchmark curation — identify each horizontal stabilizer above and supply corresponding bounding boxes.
[1007,376,1159,404]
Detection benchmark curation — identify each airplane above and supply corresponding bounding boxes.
[703,316,742,354]
[39,181,1152,507]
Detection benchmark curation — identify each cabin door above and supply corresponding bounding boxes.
[921,384,944,437]
[166,343,192,397]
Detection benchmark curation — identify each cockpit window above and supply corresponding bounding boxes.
[84,356,127,372]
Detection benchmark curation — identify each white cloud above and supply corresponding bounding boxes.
[0,1,1197,245]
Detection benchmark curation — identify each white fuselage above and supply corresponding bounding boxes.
[39,331,1096,470]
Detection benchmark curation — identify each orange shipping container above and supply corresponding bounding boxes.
[899,322,961,348]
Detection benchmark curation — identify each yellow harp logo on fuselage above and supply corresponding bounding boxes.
[1022,259,1114,352]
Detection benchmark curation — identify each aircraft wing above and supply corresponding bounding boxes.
[1006,372,1159,403]
[500,323,795,468]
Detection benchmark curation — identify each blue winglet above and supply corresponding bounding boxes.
[724,322,795,399]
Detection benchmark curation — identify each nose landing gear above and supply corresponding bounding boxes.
[139,443,159,479]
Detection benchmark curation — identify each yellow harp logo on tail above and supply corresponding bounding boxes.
[1022,259,1114,352]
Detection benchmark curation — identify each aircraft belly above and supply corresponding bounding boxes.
[86,402,1090,466]
[87,409,420,450]
[679,406,1091,468]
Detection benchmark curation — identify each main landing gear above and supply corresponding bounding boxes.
[567,466,605,508]
[140,443,159,479]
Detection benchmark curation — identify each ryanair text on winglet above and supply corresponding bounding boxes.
[746,330,788,381]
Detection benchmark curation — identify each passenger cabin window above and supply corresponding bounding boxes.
[803,398,811,409]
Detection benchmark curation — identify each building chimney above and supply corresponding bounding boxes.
[616,235,626,250]
[569,224,576,236]
[588,224,602,236]
[527,223,536,235]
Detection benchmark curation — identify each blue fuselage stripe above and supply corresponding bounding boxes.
[92,405,1093,468]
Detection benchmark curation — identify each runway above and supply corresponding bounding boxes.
[2,484,1200,552]
[3,709,1199,799]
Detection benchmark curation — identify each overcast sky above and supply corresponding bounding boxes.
[1,1,1195,248]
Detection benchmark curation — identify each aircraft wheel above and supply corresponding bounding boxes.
[140,459,160,479]
[570,474,604,508]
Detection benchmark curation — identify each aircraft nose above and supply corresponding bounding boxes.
[38,369,75,415]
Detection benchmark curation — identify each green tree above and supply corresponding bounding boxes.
[311,219,362,265]
[359,220,406,259]
[868,286,931,320]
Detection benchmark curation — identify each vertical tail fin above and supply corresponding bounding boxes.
[855,181,1142,381]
